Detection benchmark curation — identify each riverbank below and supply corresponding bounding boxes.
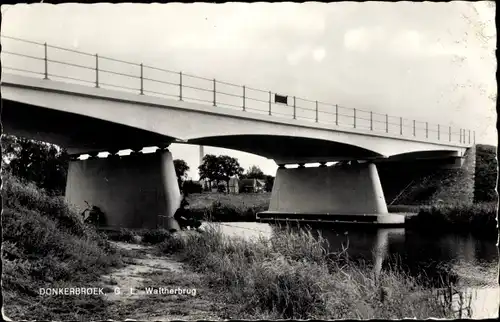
[395,203,498,238]
[157,225,464,319]
[2,175,124,320]
[187,192,497,237]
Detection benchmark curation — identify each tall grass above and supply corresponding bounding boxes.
[160,225,460,319]
[2,174,123,320]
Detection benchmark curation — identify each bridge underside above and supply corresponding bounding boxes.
[2,99,175,154]
[188,135,383,164]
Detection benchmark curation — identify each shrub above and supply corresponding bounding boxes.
[406,202,498,238]
[474,144,498,203]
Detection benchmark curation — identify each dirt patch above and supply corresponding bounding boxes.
[102,241,221,321]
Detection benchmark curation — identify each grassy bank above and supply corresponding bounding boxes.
[2,174,124,320]
[159,225,462,319]
[188,192,497,236]
[399,202,498,238]
[188,192,270,222]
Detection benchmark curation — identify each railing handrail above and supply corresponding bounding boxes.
[0,34,474,145]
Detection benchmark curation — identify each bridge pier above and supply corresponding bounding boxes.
[257,162,405,225]
[65,148,181,231]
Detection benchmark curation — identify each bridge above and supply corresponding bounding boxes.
[1,35,475,229]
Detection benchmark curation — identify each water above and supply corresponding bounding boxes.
[202,222,499,319]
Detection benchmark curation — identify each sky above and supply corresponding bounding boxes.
[1,1,497,180]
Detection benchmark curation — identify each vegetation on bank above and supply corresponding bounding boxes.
[2,174,123,320]
[474,144,498,203]
[186,192,497,237]
[402,202,498,238]
[188,192,270,222]
[159,225,463,319]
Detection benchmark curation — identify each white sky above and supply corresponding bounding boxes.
[1,2,497,180]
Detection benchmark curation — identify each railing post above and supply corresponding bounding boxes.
[95,54,99,88]
[400,117,403,135]
[242,85,246,111]
[386,114,388,133]
[140,63,144,95]
[426,122,428,138]
[293,96,296,119]
[335,104,339,126]
[450,126,452,142]
[315,100,318,123]
[468,129,471,144]
[213,79,216,106]
[473,130,476,144]
[370,111,373,130]
[44,42,49,79]
[179,72,183,101]
[269,91,272,116]
[459,128,462,143]
[353,108,357,128]
[438,124,440,140]
[413,120,416,136]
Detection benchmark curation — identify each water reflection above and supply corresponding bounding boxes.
[207,221,499,319]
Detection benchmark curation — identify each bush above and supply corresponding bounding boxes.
[474,144,498,203]
[405,202,498,238]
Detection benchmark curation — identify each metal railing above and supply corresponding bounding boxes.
[1,35,474,145]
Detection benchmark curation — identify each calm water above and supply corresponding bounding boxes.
[202,222,499,319]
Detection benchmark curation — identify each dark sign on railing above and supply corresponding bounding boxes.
[275,94,288,105]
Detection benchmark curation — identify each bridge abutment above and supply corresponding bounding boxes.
[258,162,405,225]
[65,149,181,230]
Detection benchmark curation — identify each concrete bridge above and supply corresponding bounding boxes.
[1,35,475,229]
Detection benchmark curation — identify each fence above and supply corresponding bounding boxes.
[1,35,474,145]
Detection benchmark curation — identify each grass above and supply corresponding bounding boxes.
[188,192,270,222]
[159,225,464,319]
[104,228,175,245]
[2,174,124,321]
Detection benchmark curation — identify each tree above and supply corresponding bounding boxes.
[198,154,243,193]
[218,155,244,192]
[198,154,222,189]
[1,134,69,195]
[173,159,190,190]
[244,165,265,179]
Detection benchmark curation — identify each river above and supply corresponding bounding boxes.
[201,221,499,319]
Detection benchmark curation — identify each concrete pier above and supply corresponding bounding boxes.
[258,162,405,225]
[65,149,181,230]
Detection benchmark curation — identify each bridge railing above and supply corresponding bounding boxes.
[1,35,474,145]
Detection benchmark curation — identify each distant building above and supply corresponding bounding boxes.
[228,177,239,194]
[238,178,266,193]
